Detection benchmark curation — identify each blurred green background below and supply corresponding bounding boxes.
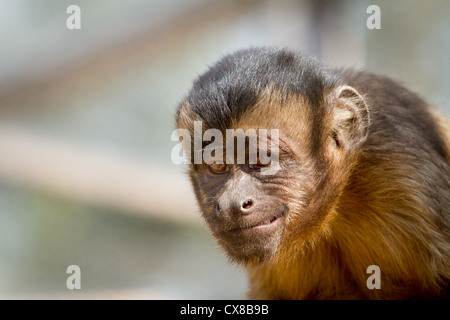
[0,0,448,299]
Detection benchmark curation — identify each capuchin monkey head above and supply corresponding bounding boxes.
[176,48,369,263]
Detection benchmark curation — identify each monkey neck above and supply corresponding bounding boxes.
[246,237,365,299]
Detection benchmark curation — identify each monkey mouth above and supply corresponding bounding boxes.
[229,209,287,233]
[218,207,288,259]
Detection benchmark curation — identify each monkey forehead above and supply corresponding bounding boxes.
[178,89,315,135]
[233,88,315,142]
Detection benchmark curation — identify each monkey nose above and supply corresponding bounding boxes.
[215,198,255,218]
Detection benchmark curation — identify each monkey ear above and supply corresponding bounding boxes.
[330,85,370,149]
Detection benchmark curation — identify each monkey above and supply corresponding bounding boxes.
[175,47,450,299]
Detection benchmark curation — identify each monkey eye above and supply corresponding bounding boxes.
[208,162,230,174]
[248,158,271,170]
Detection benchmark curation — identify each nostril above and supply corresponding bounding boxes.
[241,199,254,210]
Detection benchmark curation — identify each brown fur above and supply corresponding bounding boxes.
[242,87,450,299]
[176,49,450,299]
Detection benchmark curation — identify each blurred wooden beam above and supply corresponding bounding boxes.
[0,0,254,113]
[0,124,201,225]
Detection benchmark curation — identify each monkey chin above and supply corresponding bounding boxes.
[214,209,288,264]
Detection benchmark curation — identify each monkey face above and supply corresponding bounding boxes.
[193,165,288,261]
[178,84,370,262]
[176,48,371,263]
[186,128,317,262]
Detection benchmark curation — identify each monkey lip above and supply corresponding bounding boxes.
[229,209,287,234]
